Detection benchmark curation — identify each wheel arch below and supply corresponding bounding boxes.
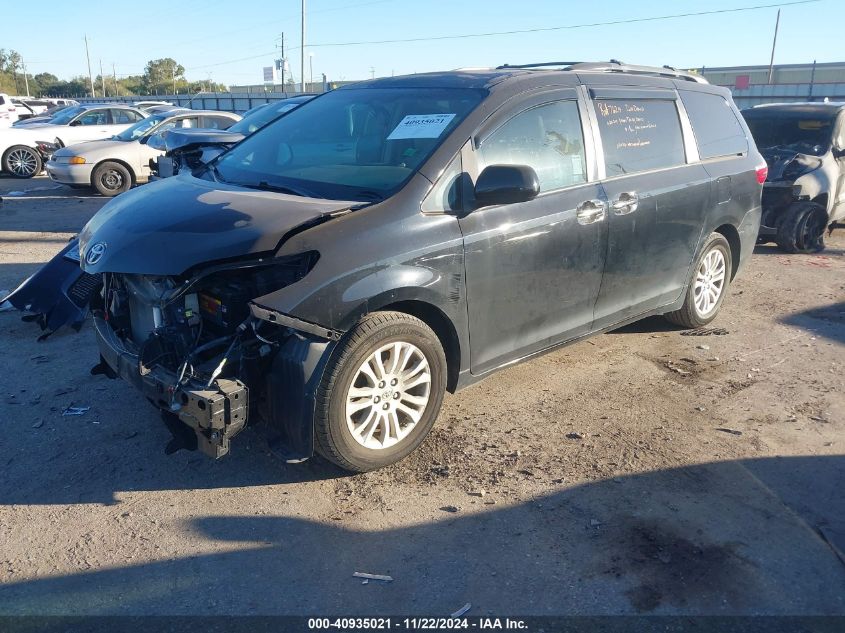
[713,223,741,280]
[811,193,830,219]
[377,299,462,393]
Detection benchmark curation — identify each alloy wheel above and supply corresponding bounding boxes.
[7,148,38,177]
[693,248,726,317]
[345,341,432,450]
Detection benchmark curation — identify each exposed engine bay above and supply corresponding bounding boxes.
[148,129,243,178]
[90,253,328,458]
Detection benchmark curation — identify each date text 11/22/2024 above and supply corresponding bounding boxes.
[307,617,529,630]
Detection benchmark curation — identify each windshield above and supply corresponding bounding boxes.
[114,113,169,141]
[49,105,87,125]
[229,100,308,135]
[214,87,485,201]
[743,111,836,155]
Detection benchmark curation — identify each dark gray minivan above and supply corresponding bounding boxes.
[11,62,764,471]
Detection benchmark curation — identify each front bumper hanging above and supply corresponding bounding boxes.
[93,315,248,458]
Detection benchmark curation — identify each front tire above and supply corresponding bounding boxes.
[665,233,732,329]
[3,145,42,178]
[775,201,827,253]
[92,161,132,197]
[314,311,447,472]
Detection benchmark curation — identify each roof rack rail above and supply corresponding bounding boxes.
[497,62,584,69]
[496,60,708,84]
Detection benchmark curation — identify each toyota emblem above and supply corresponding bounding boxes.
[86,242,107,265]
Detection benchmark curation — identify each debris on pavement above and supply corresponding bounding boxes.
[681,327,728,337]
[716,428,743,436]
[61,405,90,417]
[665,362,691,376]
[696,344,710,350]
[566,432,584,440]
[451,603,472,617]
[440,505,460,513]
[590,518,602,527]
[353,572,393,582]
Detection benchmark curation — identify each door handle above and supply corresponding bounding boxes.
[576,199,607,225]
[611,191,638,215]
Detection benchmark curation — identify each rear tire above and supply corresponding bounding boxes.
[775,201,827,253]
[665,233,732,329]
[3,145,42,178]
[314,311,447,472]
[92,161,132,197]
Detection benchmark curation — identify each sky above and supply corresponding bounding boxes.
[2,0,843,88]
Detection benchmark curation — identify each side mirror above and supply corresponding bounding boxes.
[68,119,81,127]
[832,146,845,159]
[474,164,540,208]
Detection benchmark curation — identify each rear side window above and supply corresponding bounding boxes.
[111,109,144,124]
[680,91,747,159]
[477,100,587,193]
[594,99,685,177]
[201,115,235,129]
[77,110,110,126]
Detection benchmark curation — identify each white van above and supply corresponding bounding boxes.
[0,93,18,127]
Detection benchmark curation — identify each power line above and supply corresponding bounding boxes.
[178,0,396,49]
[306,0,821,48]
[185,0,819,71]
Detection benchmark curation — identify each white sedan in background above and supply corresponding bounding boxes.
[46,109,240,196]
[0,104,147,178]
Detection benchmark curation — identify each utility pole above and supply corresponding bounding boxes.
[309,53,314,91]
[84,35,95,98]
[277,32,285,87]
[300,0,306,93]
[22,57,30,97]
[112,63,119,97]
[369,67,375,79]
[99,59,106,98]
[767,9,780,85]
[172,65,176,95]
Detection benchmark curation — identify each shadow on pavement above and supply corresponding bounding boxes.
[1,456,843,616]
[780,302,845,345]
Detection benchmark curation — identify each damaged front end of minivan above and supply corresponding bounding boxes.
[88,256,340,460]
[18,175,362,460]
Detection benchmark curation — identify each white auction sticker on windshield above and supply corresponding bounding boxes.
[387,114,456,140]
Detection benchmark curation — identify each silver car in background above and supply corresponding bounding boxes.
[45,109,240,196]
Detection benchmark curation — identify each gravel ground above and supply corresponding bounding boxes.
[0,175,843,616]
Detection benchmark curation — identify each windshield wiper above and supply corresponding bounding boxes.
[239,181,316,198]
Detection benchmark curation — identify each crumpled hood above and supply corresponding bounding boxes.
[164,128,243,152]
[79,174,358,276]
[760,146,823,181]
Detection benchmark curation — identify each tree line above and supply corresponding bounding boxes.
[0,51,228,97]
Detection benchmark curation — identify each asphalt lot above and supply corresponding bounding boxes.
[0,175,843,616]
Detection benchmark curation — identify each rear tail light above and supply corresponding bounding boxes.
[755,163,769,184]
